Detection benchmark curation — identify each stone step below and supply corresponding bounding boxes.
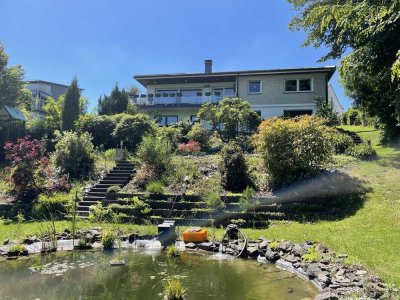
[113,166,134,171]
[83,195,105,201]
[79,200,101,207]
[77,206,91,212]
[99,179,128,185]
[94,183,124,189]
[105,173,132,178]
[87,191,107,197]
[90,187,108,193]
[78,211,89,217]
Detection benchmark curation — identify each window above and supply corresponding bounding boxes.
[299,79,311,91]
[285,80,297,92]
[285,79,312,92]
[156,115,178,126]
[248,81,261,94]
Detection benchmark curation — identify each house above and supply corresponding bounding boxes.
[328,83,344,114]
[133,60,340,125]
[26,80,83,118]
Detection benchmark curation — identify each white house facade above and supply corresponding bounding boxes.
[133,60,339,125]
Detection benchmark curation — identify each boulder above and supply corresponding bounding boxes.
[258,240,269,250]
[246,246,259,257]
[277,241,293,252]
[291,244,307,256]
[3,239,9,245]
[314,292,339,300]
[315,243,328,253]
[264,249,280,261]
[198,242,213,251]
[306,263,320,278]
[185,242,196,249]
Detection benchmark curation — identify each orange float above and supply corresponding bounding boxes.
[182,227,208,243]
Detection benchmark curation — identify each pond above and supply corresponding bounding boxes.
[0,249,318,299]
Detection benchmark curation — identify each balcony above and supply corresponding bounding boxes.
[132,91,236,106]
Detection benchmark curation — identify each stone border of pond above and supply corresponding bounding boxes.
[0,228,395,300]
[185,239,395,300]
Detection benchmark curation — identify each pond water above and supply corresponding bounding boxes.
[0,250,318,299]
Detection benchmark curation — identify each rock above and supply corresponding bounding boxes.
[337,253,348,259]
[306,263,320,278]
[185,242,196,249]
[277,241,293,252]
[264,249,280,261]
[355,270,367,276]
[291,244,307,256]
[63,228,71,234]
[3,239,9,245]
[198,242,212,251]
[314,291,339,300]
[246,246,259,257]
[23,237,36,245]
[315,243,328,253]
[258,240,269,250]
[183,176,190,183]
[317,272,331,284]
[284,254,300,263]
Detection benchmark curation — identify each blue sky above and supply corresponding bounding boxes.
[0,0,351,111]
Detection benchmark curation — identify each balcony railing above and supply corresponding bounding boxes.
[132,93,236,106]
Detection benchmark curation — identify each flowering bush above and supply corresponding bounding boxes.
[177,141,201,154]
[4,136,70,201]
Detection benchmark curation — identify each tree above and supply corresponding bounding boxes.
[98,83,129,115]
[314,96,338,126]
[0,43,28,107]
[197,98,261,142]
[288,0,400,141]
[62,77,80,131]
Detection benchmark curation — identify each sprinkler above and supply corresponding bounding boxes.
[220,224,247,258]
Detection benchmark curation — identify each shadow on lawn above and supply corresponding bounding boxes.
[267,171,371,222]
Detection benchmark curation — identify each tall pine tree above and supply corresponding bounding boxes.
[62,77,80,131]
[97,83,129,115]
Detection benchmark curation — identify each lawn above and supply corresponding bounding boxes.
[0,126,398,287]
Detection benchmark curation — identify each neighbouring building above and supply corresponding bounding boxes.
[26,80,83,118]
[133,60,341,126]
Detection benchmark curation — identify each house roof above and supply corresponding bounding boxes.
[134,66,336,87]
[26,80,84,91]
[0,105,26,122]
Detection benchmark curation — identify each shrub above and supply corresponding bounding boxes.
[74,114,117,149]
[177,141,201,155]
[52,131,96,179]
[331,132,354,154]
[302,247,322,262]
[346,143,377,160]
[102,231,115,249]
[136,135,172,176]
[239,187,259,212]
[107,185,121,194]
[88,203,116,223]
[346,108,361,125]
[132,162,157,189]
[254,116,334,189]
[4,136,70,201]
[112,114,154,151]
[32,193,70,220]
[8,244,28,255]
[202,190,224,210]
[163,278,187,300]
[186,123,210,150]
[156,126,182,150]
[219,141,250,192]
[146,181,165,194]
[314,96,338,125]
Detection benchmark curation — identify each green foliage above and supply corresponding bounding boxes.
[202,190,224,210]
[331,132,354,154]
[102,230,115,249]
[32,193,70,220]
[62,77,81,131]
[289,0,400,141]
[136,134,172,176]
[165,245,180,257]
[302,247,322,263]
[130,196,151,215]
[88,203,116,223]
[156,126,182,150]
[107,185,121,194]
[219,141,250,192]
[112,114,154,151]
[8,244,27,253]
[198,98,261,142]
[254,116,334,189]
[52,131,96,179]
[186,123,211,150]
[75,114,117,149]
[269,241,279,250]
[346,143,377,160]
[146,181,165,194]
[163,278,187,300]
[98,83,129,115]
[314,96,338,125]
[239,187,259,212]
[0,42,26,107]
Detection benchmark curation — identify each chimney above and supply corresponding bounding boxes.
[204,59,213,73]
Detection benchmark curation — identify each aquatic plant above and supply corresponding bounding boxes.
[102,230,115,250]
[165,245,180,258]
[163,278,187,300]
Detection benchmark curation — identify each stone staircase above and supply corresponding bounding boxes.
[77,161,135,218]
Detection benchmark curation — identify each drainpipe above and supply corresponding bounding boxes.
[236,74,239,98]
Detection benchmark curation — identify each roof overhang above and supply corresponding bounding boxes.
[134,66,336,87]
